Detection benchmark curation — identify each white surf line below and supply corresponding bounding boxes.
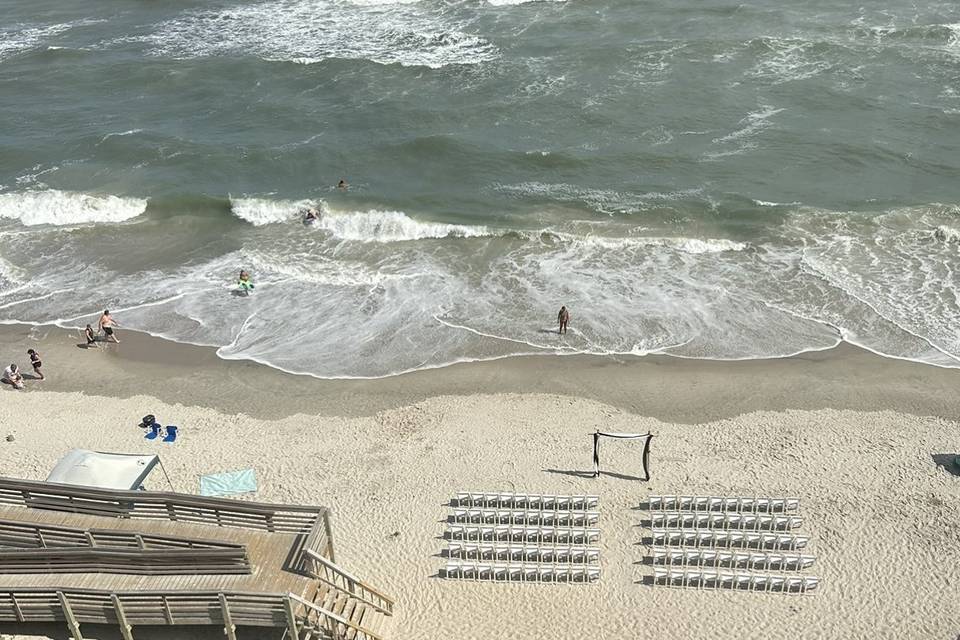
[798,248,960,364]
[434,314,697,358]
[56,292,189,325]
[432,315,577,353]
[0,288,71,310]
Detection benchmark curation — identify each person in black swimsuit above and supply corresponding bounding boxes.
[98,310,120,344]
[26,349,43,380]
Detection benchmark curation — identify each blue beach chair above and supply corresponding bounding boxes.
[144,425,161,440]
[162,426,178,443]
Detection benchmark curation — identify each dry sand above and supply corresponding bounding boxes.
[0,326,957,639]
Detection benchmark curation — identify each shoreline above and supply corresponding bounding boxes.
[0,324,957,639]
[0,322,958,421]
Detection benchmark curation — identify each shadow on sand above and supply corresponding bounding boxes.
[543,468,645,481]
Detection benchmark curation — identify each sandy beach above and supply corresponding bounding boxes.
[0,324,957,639]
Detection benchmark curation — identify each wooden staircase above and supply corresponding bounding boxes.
[293,581,389,640]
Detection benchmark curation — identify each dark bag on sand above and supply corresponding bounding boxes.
[139,414,156,429]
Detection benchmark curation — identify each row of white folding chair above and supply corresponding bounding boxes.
[452,507,600,527]
[649,511,802,531]
[448,541,601,564]
[648,496,800,514]
[456,492,599,510]
[448,523,602,544]
[650,528,808,550]
[650,547,815,571]
[652,568,820,593]
[445,560,601,583]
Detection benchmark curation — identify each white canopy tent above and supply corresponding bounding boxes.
[45,450,160,490]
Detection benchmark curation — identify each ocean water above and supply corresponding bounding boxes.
[1,0,959,377]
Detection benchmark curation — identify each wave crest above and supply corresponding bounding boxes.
[0,190,147,226]
[318,210,491,242]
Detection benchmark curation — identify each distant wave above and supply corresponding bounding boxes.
[132,0,498,68]
[230,197,316,226]
[230,197,493,240]
[0,20,90,61]
[0,190,147,226]
[317,210,491,242]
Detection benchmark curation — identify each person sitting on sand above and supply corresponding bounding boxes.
[558,305,570,335]
[85,324,98,348]
[99,310,120,344]
[337,179,348,191]
[27,349,43,381]
[2,364,23,389]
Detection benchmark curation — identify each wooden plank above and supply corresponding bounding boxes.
[57,591,84,640]
[219,593,237,640]
[284,596,300,640]
[111,594,134,640]
[10,592,25,622]
[161,595,174,624]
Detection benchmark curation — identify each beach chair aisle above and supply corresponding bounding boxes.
[441,491,602,584]
[643,495,821,594]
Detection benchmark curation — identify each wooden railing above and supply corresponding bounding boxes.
[0,589,380,640]
[0,547,251,575]
[0,589,289,627]
[288,593,385,640]
[0,518,244,551]
[300,548,394,616]
[0,476,328,535]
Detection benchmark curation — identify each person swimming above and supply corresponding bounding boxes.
[337,179,348,191]
[303,207,319,224]
[237,269,254,294]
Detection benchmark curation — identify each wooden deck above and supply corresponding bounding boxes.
[0,505,316,599]
[0,477,394,640]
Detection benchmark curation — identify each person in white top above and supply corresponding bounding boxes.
[2,364,23,389]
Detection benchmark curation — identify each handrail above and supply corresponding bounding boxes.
[287,593,385,640]
[301,548,394,616]
[0,476,327,534]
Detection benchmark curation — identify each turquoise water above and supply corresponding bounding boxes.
[1,0,959,376]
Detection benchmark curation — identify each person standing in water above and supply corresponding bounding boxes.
[27,349,43,380]
[99,310,120,344]
[337,179,348,191]
[558,305,570,335]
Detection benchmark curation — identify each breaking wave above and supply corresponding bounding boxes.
[0,190,147,226]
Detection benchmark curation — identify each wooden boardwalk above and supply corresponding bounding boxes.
[0,477,394,640]
[0,505,316,598]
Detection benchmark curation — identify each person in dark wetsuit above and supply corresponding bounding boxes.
[558,305,570,335]
[27,349,43,380]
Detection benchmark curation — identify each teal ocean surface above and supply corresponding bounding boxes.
[1,0,959,376]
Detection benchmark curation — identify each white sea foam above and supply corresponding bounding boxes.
[0,190,147,226]
[97,129,144,145]
[745,37,834,85]
[0,23,73,61]
[230,197,316,226]
[494,182,705,214]
[703,106,784,160]
[933,225,960,243]
[317,210,491,242]
[134,0,497,68]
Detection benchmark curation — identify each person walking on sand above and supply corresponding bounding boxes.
[2,364,23,389]
[99,310,120,344]
[84,324,98,348]
[26,349,43,380]
[558,305,570,335]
